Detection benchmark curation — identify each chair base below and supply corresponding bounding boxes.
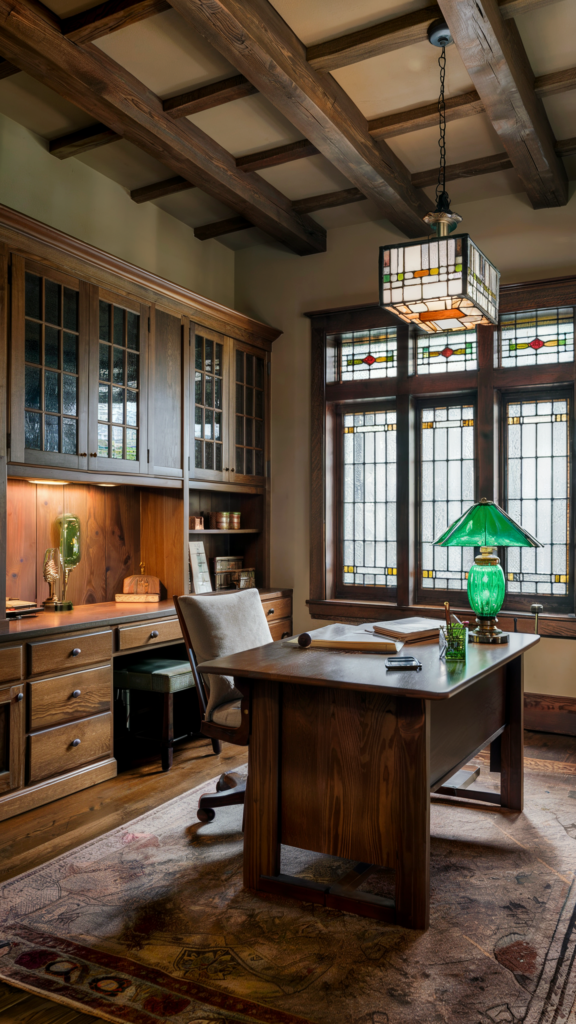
[197,771,246,822]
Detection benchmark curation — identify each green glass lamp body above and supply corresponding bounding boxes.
[434,499,542,644]
[54,513,81,612]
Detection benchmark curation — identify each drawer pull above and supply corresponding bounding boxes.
[267,608,275,616]
[72,689,81,698]
[16,692,24,701]
[71,738,81,747]
[71,648,81,657]
[281,632,291,639]
[150,630,159,639]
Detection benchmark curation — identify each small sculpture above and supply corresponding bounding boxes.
[42,548,60,609]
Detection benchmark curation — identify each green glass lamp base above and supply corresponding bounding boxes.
[469,615,508,644]
[54,601,73,612]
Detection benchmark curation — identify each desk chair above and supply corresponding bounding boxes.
[174,589,272,821]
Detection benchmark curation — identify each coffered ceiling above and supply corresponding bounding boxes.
[0,0,574,253]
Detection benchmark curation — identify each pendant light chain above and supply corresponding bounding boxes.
[436,45,447,202]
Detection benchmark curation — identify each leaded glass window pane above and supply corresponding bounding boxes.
[417,329,477,374]
[98,300,139,460]
[499,307,574,367]
[338,328,397,381]
[342,409,397,587]
[23,271,80,455]
[505,397,569,596]
[420,403,475,590]
[233,348,265,477]
[194,335,225,472]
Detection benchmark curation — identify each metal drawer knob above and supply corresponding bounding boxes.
[71,648,81,657]
[71,738,81,747]
[267,608,274,616]
[150,630,159,639]
[72,689,81,698]
[16,692,24,701]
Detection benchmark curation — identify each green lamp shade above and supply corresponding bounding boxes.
[467,561,505,616]
[434,499,542,549]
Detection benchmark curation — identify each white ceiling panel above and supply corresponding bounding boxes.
[0,73,93,137]
[93,9,236,97]
[256,154,352,200]
[270,0,428,47]
[188,93,303,156]
[516,0,576,77]
[43,0,101,17]
[152,188,235,227]
[76,139,171,190]
[332,40,473,120]
[387,113,504,174]
[423,168,523,205]
[543,93,576,141]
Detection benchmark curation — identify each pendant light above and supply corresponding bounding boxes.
[379,20,500,334]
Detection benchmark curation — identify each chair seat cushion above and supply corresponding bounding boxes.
[114,660,195,694]
[211,699,242,728]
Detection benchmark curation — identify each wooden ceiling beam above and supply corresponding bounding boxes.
[130,175,194,202]
[62,0,170,44]
[49,122,122,158]
[412,152,513,187]
[368,90,483,140]
[237,139,319,173]
[438,0,568,208]
[0,56,19,78]
[0,0,325,256]
[194,216,252,239]
[292,188,366,215]
[556,137,576,158]
[535,65,576,99]
[167,0,433,238]
[306,0,562,73]
[163,74,257,117]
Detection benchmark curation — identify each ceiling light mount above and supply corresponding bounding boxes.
[427,18,453,48]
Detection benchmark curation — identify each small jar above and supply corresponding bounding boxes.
[215,511,230,530]
[229,512,241,530]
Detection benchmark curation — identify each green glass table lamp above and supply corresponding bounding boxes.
[55,513,81,611]
[434,498,542,644]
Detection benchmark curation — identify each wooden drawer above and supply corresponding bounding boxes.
[118,618,182,651]
[28,630,113,677]
[0,646,22,684]
[28,666,112,732]
[269,617,293,641]
[261,597,292,623]
[28,712,113,784]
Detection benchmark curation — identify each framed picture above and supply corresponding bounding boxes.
[189,541,212,594]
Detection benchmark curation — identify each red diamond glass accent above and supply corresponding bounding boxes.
[440,347,454,359]
[530,338,544,350]
[363,354,376,365]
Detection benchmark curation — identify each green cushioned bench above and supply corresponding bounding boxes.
[114,659,196,770]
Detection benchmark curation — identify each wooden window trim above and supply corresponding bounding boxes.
[308,274,576,637]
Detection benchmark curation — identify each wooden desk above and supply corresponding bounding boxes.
[200,626,540,931]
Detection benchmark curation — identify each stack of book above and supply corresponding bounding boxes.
[371,617,444,645]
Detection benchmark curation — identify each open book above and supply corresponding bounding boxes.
[286,630,403,653]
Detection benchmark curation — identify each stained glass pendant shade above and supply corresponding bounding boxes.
[435,499,542,644]
[379,21,500,333]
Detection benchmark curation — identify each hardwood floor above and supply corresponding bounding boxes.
[0,729,573,1023]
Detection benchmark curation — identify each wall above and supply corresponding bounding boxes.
[235,188,576,696]
[0,112,234,308]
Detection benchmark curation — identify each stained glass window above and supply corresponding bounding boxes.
[342,409,397,587]
[194,335,224,472]
[24,272,79,455]
[98,300,139,460]
[420,404,475,590]
[234,349,265,476]
[499,307,574,368]
[417,329,477,374]
[380,233,499,333]
[505,397,569,596]
[338,328,397,381]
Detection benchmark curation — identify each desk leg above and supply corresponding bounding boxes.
[394,697,430,931]
[500,655,523,811]
[244,679,280,889]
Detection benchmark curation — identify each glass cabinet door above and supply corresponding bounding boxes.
[10,256,89,469]
[231,343,267,482]
[191,327,230,482]
[88,288,148,474]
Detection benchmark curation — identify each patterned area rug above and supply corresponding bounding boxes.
[0,761,575,1024]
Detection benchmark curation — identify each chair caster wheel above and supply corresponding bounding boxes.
[197,807,215,822]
